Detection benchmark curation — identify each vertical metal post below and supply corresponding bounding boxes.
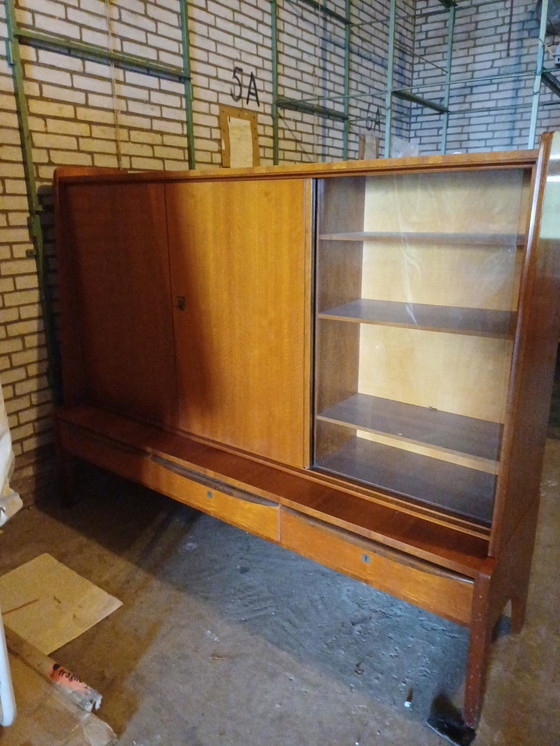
[440,2,456,154]
[5,0,59,395]
[384,0,397,158]
[529,0,549,148]
[271,0,279,164]
[180,0,196,169]
[342,0,351,160]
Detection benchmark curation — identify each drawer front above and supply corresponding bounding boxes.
[281,509,473,625]
[57,421,149,484]
[148,456,280,542]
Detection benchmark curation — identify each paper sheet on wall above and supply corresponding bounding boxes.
[0,554,122,654]
[227,116,254,168]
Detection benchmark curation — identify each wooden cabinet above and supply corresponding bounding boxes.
[54,131,560,737]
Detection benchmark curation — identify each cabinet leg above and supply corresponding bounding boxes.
[510,593,528,634]
[462,573,493,729]
[57,448,79,507]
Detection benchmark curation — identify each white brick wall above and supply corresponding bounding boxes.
[411,0,560,152]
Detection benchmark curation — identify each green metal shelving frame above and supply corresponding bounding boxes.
[385,0,456,157]
[5,0,196,396]
[270,0,352,163]
[386,0,560,155]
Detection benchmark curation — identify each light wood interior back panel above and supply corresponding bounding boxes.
[357,326,513,423]
[165,178,309,468]
[361,168,531,310]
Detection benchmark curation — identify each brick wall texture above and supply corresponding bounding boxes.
[1,0,559,499]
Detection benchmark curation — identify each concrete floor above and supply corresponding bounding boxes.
[1,442,559,745]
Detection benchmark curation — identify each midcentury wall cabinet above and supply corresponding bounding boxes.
[54,132,560,737]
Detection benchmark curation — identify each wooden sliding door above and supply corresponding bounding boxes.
[60,181,178,428]
[165,177,311,468]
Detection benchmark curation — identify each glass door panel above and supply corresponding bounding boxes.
[313,167,532,524]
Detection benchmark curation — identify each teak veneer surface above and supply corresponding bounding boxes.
[56,405,490,575]
[165,178,310,469]
[60,182,178,426]
[319,298,515,337]
[315,436,495,524]
[317,393,502,461]
[54,147,538,185]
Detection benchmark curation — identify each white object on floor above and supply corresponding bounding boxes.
[0,609,16,727]
[0,378,20,726]
[0,655,116,745]
[0,378,22,527]
[0,554,122,655]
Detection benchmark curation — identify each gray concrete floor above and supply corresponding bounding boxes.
[1,441,559,745]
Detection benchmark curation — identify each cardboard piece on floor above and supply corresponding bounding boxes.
[0,553,122,654]
[0,655,117,746]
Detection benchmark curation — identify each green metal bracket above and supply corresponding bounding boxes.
[271,0,280,164]
[342,0,351,159]
[14,27,189,81]
[392,89,448,114]
[5,0,60,397]
[180,0,196,170]
[384,0,397,157]
[292,0,349,26]
[277,96,349,122]
[529,0,550,148]
[542,70,560,98]
[385,0,455,156]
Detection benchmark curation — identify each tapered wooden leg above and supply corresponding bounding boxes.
[463,572,493,729]
[58,449,79,507]
[55,420,80,507]
[510,593,528,634]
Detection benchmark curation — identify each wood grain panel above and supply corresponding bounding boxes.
[57,420,150,485]
[56,404,491,570]
[317,393,502,460]
[149,456,280,542]
[357,325,513,423]
[315,435,496,524]
[363,168,530,234]
[360,169,531,311]
[319,299,515,337]
[62,182,177,427]
[165,178,309,468]
[491,132,560,553]
[281,509,474,625]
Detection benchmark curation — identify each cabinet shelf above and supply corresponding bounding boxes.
[315,437,496,525]
[318,231,524,247]
[316,393,503,465]
[318,299,515,337]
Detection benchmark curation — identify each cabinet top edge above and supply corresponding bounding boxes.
[54,148,539,186]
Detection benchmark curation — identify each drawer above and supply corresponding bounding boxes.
[281,509,473,625]
[57,421,150,484]
[148,455,280,542]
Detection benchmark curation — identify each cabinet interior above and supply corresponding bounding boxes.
[313,167,532,524]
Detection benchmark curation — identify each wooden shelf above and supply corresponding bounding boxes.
[315,437,496,524]
[318,299,515,337]
[317,393,503,463]
[318,230,524,246]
